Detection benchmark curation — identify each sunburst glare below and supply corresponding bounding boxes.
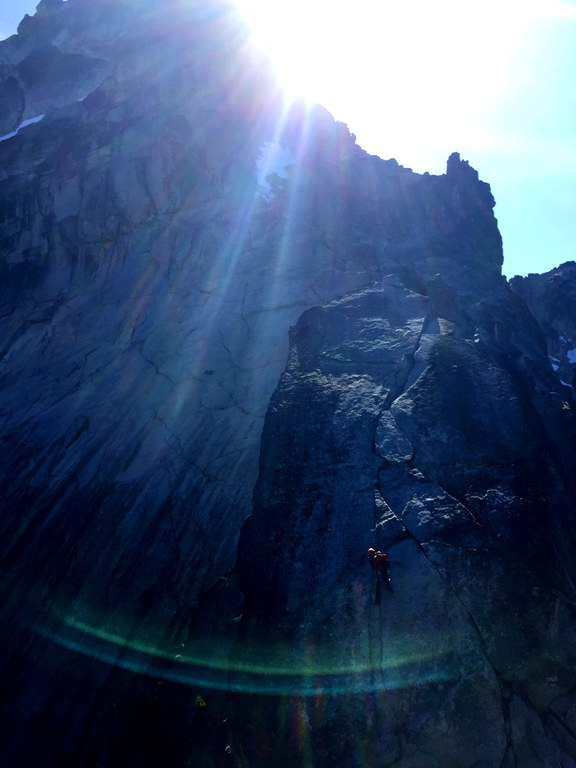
[233,0,576,171]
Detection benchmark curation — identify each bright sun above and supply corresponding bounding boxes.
[234,0,576,172]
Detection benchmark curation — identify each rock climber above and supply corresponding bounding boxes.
[368,548,391,585]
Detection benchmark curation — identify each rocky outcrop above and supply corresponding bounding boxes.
[511,261,576,388]
[235,278,576,767]
[1,1,575,767]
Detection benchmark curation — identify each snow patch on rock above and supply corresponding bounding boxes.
[0,114,45,143]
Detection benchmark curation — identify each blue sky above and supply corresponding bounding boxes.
[2,1,575,279]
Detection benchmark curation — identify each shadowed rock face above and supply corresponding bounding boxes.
[1,1,576,767]
[236,281,576,767]
[511,261,576,388]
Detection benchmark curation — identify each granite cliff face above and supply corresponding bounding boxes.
[236,283,576,767]
[1,2,576,767]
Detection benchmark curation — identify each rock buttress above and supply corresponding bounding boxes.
[235,281,576,767]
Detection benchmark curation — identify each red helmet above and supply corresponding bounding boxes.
[367,548,375,554]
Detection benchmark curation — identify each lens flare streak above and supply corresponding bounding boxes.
[37,611,456,697]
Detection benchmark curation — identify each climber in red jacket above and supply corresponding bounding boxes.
[368,548,391,584]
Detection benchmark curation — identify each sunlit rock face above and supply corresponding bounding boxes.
[1,1,575,767]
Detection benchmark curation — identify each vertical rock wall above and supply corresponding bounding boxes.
[1,1,574,766]
[235,280,576,766]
